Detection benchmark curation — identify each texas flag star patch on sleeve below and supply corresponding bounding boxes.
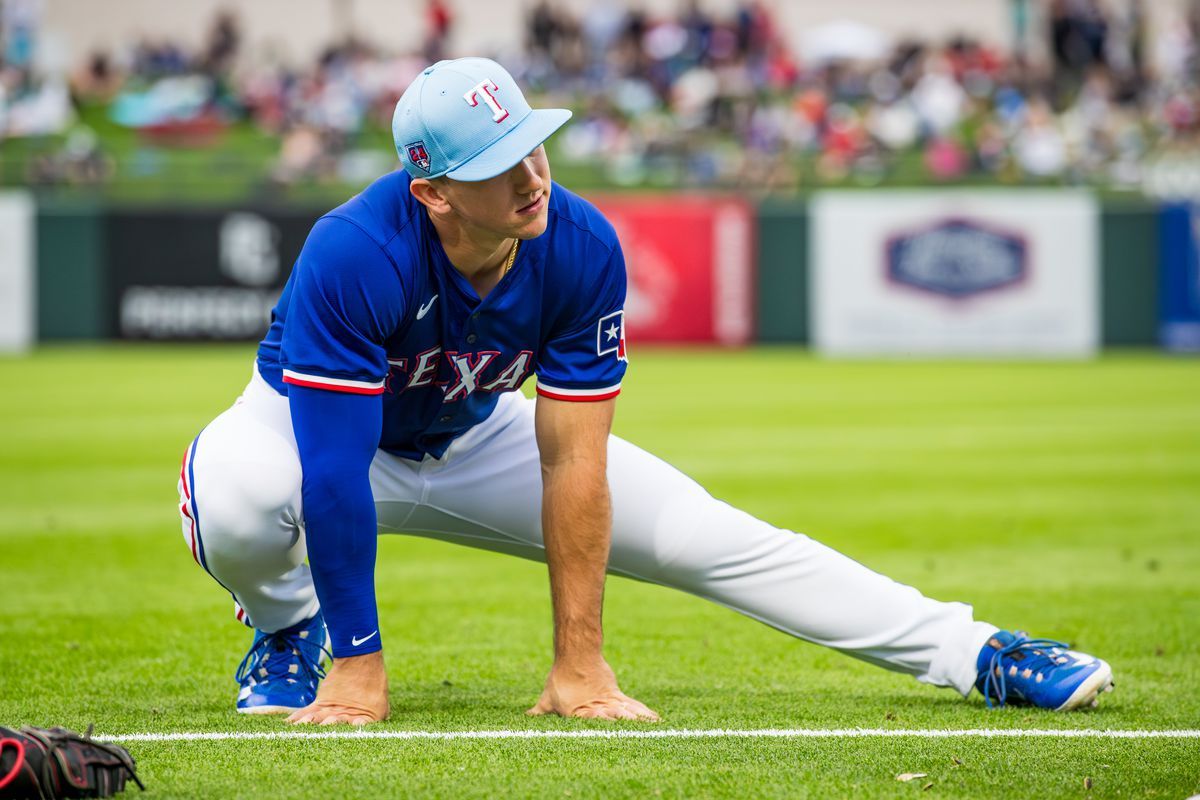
[597,310,627,362]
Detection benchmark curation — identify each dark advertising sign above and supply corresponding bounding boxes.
[107,208,319,340]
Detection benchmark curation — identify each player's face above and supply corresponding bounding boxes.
[448,145,553,240]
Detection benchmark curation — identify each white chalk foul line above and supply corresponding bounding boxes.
[101,728,1200,743]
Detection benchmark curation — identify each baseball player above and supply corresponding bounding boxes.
[177,57,1113,725]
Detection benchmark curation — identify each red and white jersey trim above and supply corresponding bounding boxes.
[282,369,386,395]
[535,381,621,402]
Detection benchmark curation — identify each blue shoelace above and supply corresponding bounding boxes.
[235,629,331,688]
[981,636,1072,709]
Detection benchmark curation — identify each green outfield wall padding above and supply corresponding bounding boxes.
[30,196,1162,346]
[756,200,808,343]
[1100,202,1159,346]
[37,204,106,340]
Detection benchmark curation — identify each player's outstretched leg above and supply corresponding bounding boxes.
[379,393,1113,711]
[602,438,1115,710]
[177,371,329,714]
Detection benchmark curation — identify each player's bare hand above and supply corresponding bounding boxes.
[287,651,389,726]
[526,657,659,721]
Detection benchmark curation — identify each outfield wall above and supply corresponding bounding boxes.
[19,192,1186,354]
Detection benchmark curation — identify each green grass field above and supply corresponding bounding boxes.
[1,346,1198,798]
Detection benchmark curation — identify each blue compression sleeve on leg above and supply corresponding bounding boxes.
[289,384,383,658]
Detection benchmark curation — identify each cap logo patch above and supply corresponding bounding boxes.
[406,141,431,172]
[463,79,510,123]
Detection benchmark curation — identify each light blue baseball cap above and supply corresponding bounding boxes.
[393,57,571,182]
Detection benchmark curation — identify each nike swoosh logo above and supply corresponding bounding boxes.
[351,631,378,647]
[416,295,438,320]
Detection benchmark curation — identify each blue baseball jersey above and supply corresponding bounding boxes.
[256,170,628,459]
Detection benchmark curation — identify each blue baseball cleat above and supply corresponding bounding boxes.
[975,630,1114,711]
[235,613,330,714]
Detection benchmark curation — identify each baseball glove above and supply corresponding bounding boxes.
[0,725,143,799]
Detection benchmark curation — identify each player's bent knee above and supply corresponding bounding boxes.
[189,460,303,558]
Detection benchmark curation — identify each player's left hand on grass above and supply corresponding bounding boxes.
[527,657,659,721]
[287,651,389,726]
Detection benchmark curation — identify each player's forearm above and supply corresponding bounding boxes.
[290,385,383,658]
[303,469,380,656]
[540,460,612,664]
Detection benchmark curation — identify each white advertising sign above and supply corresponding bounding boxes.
[811,191,1099,357]
[0,191,35,352]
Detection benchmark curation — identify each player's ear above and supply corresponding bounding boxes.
[410,177,453,214]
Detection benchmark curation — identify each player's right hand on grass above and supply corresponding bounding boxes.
[287,651,390,726]
[526,656,659,721]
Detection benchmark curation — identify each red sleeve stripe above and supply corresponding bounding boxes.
[282,369,386,395]
[535,382,622,402]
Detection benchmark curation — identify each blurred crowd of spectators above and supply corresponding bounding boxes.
[67,10,427,187]
[1,0,1198,193]
[527,0,1200,191]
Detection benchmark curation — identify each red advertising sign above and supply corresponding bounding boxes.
[588,195,755,345]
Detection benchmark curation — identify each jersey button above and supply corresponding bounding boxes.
[471,312,480,320]
[466,333,478,344]
[439,415,452,423]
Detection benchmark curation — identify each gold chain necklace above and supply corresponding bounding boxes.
[499,239,519,280]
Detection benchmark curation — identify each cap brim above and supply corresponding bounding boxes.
[445,108,572,182]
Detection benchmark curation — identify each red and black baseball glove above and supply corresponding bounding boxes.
[0,725,143,799]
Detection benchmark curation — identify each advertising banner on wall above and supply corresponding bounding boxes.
[810,191,1099,357]
[1160,204,1200,353]
[590,196,755,346]
[107,197,754,345]
[107,208,317,340]
[0,191,35,352]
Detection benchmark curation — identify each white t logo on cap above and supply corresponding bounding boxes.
[463,79,509,123]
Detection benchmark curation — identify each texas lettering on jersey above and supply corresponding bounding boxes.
[385,348,533,400]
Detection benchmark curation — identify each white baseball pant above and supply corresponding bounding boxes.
[178,366,997,695]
